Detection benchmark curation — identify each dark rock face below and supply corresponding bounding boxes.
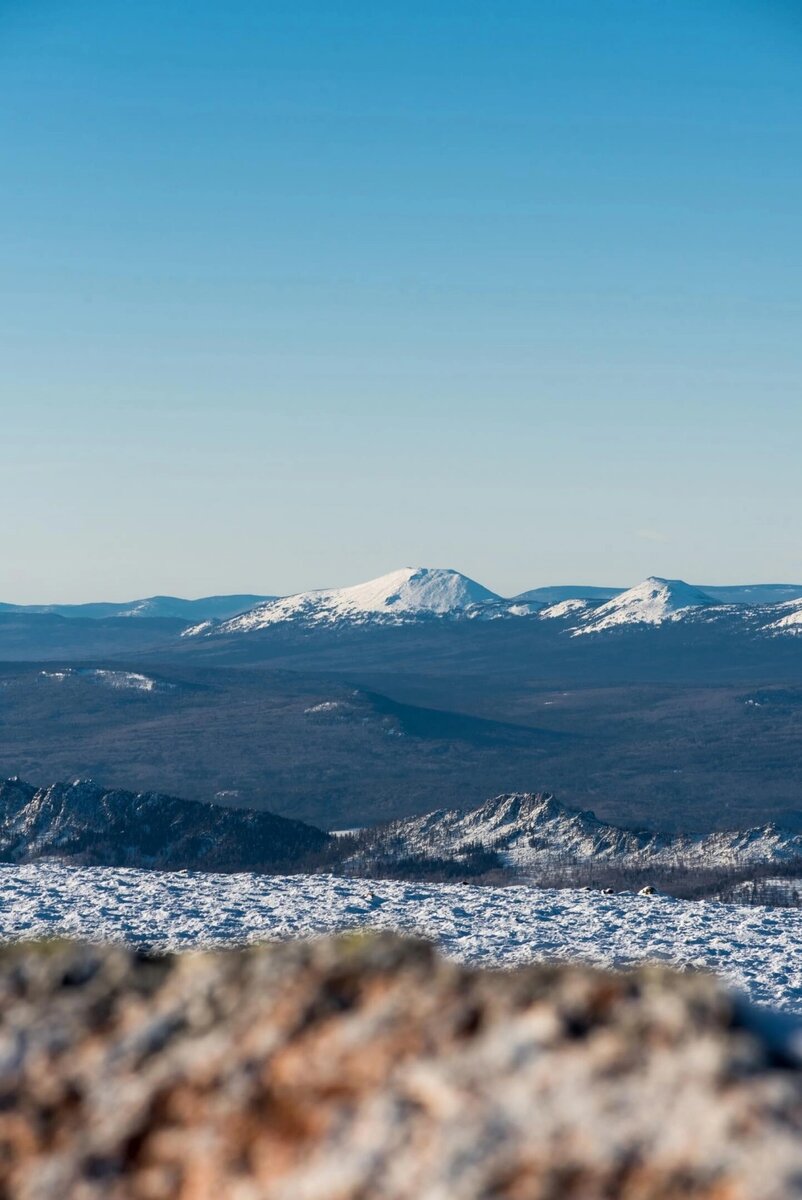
[1,935,802,1199]
[0,778,329,871]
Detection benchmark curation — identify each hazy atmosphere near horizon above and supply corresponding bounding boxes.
[2,0,801,601]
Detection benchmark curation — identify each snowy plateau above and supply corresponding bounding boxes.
[1,863,802,1013]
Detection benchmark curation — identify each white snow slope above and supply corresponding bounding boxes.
[188,567,509,634]
[0,864,801,1012]
[572,577,718,634]
[768,600,802,635]
[539,599,592,620]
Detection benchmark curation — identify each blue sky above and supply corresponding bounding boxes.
[1,0,801,600]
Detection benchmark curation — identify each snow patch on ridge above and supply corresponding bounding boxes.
[540,599,592,620]
[38,669,170,692]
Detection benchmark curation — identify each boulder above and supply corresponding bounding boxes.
[1,934,801,1199]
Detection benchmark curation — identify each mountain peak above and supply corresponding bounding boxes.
[572,577,716,635]
[334,566,500,615]
[193,567,503,635]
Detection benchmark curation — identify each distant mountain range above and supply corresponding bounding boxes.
[0,595,273,621]
[4,777,801,884]
[7,575,802,633]
[175,568,802,639]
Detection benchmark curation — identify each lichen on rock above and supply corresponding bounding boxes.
[1,934,801,1199]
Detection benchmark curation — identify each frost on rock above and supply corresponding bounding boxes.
[2,935,802,1199]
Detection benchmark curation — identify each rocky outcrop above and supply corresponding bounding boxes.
[350,790,802,876]
[2,934,802,1199]
[0,777,329,871]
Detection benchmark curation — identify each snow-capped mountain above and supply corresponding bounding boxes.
[516,583,802,607]
[570,577,718,635]
[546,581,802,639]
[184,568,526,635]
[350,791,802,877]
[8,576,802,642]
[178,571,802,641]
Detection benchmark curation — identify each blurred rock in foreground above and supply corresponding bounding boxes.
[2,936,802,1200]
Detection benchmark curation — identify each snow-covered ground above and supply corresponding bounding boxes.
[2,864,802,1012]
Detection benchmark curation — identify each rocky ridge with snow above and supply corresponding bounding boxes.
[539,597,593,619]
[0,778,328,871]
[352,791,802,876]
[4,776,802,883]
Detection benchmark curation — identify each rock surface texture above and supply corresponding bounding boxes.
[2,935,802,1200]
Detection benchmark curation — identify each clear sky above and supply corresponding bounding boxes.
[2,0,801,601]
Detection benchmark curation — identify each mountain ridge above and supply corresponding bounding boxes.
[7,575,802,635]
[0,595,273,621]
[4,776,802,884]
[349,790,802,877]
[0,777,328,871]
[176,570,802,640]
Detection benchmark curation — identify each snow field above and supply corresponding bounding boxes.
[1,864,801,1012]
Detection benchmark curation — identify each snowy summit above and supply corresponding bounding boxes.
[572,577,716,634]
[186,567,507,634]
